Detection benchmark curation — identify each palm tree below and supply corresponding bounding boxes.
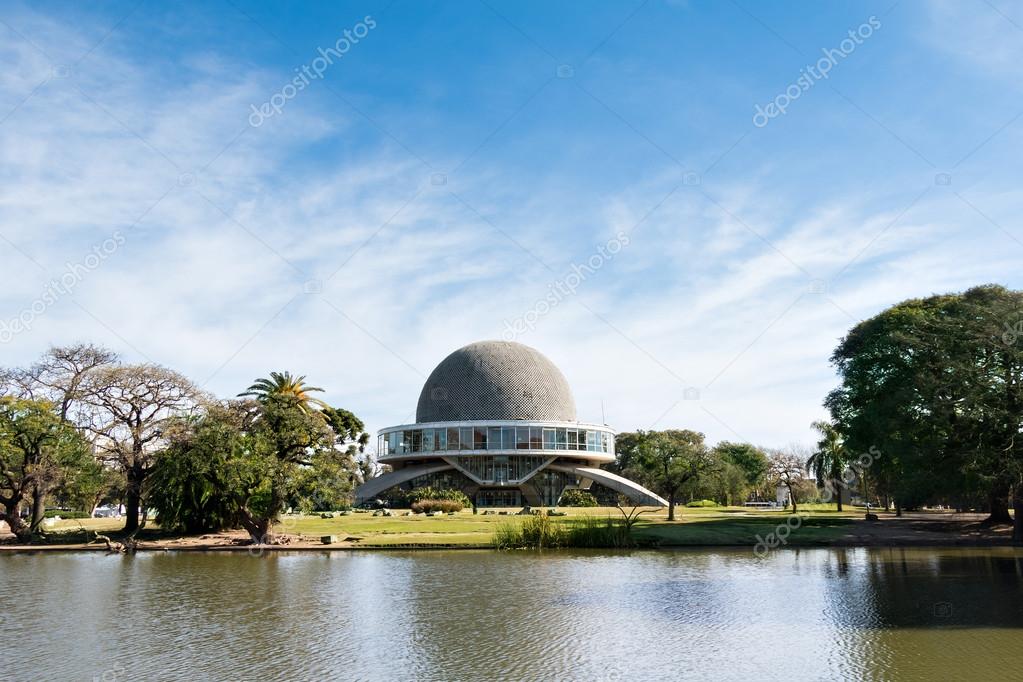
[806,420,847,511]
[239,371,327,412]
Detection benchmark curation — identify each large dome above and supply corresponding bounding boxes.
[416,341,577,423]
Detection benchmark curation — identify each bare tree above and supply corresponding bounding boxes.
[769,449,808,513]
[22,344,119,421]
[82,364,204,532]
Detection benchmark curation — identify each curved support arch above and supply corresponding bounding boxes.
[355,463,455,503]
[550,464,668,507]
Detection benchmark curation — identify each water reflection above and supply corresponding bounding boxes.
[1,548,1021,681]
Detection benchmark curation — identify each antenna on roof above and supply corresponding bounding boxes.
[601,399,606,425]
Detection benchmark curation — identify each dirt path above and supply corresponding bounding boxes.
[829,512,1015,546]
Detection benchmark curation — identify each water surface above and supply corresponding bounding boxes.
[2,547,1022,681]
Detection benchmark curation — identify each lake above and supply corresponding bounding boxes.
[2,547,1022,681]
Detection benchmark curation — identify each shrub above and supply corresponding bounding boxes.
[411,499,464,514]
[558,489,598,507]
[686,499,718,508]
[43,510,90,519]
[405,487,471,508]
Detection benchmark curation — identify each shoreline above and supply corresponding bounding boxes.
[2,535,1018,554]
[4,509,1016,554]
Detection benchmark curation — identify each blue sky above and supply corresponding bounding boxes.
[1,0,1021,450]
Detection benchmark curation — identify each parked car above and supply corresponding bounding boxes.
[92,504,123,518]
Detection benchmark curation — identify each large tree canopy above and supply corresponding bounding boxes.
[151,374,371,543]
[826,284,1023,537]
[0,398,90,541]
[617,429,717,521]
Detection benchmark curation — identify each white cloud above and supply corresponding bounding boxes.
[2,3,1022,455]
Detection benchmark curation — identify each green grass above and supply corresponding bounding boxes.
[282,505,861,548]
[25,505,863,548]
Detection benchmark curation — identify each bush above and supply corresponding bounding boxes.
[686,499,718,508]
[43,510,90,519]
[558,489,598,507]
[405,487,471,508]
[411,499,464,514]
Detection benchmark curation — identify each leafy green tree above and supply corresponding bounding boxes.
[59,460,123,516]
[2,344,118,526]
[0,398,89,541]
[703,460,749,506]
[149,379,369,543]
[619,429,716,521]
[149,406,253,534]
[806,420,848,511]
[827,284,1023,535]
[712,442,769,497]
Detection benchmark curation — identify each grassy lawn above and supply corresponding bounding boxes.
[32,505,863,548]
[283,505,861,547]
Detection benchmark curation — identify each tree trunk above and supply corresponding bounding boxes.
[1,508,33,543]
[667,491,676,522]
[895,500,902,517]
[239,511,272,544]
[984,489,1013,525]
[123,466,143,533]
[833,479,843,512]
[29,483,46,534]
[1013,487,1023,546]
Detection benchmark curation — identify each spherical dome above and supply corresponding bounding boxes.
[416,341,577,423]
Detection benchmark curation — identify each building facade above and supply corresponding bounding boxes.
[355,340,667,508]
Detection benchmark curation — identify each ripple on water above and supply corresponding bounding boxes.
[2,548,1022,681]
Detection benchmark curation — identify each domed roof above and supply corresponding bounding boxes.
[416,341,577,423]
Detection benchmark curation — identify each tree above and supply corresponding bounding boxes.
[239,371,327,412]
[148,405,252,534]
[149,378,369,544]
[769,449,807,513]
[827,284,1023,534]
[82,364,203,532]
[0,398,88,541]
[620,429,716,521]
[712,441,770,499]
[7,344,119,421]
[806,420,848,511]
[1,344,118,527]
[59,459,123,516]
[704,460,749,507]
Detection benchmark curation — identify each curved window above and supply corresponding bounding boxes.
[382,425,612,456]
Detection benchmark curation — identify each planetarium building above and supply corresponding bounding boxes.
[356,341,667,508]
